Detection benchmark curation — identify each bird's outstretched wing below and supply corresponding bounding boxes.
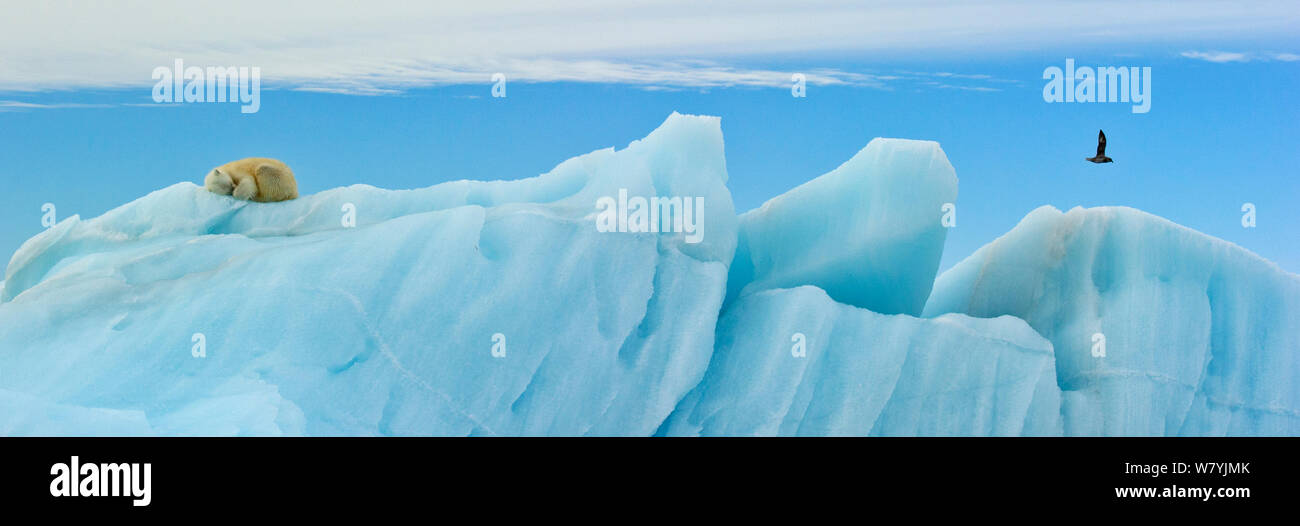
[1096,130,1107,157]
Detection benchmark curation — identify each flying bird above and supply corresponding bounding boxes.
[1086,130,1113,163]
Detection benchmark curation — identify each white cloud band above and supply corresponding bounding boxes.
[1,1,1296,93]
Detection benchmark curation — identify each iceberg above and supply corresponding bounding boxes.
[0,389,152,436]
[924,206,1300,436]
[726,138,956,315]
[0,112,736,436]
[662,286,1061,436]
[1,113,1295,437]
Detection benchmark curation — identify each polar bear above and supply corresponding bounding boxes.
[204,157,298,202]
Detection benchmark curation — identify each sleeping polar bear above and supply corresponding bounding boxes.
[204,157,298,202]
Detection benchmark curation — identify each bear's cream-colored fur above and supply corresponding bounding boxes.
[204,157,298,202]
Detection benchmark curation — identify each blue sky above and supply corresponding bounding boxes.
[1,2,1297,275]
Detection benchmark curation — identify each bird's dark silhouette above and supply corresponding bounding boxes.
[1086,130,1113,163]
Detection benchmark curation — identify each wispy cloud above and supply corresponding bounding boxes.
[284,59,896,93]
[936,85,1002,93]
[1181,50,1300,63]
[1,1,1296,93]
[0,100,114,111]
[0,100,190,112]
